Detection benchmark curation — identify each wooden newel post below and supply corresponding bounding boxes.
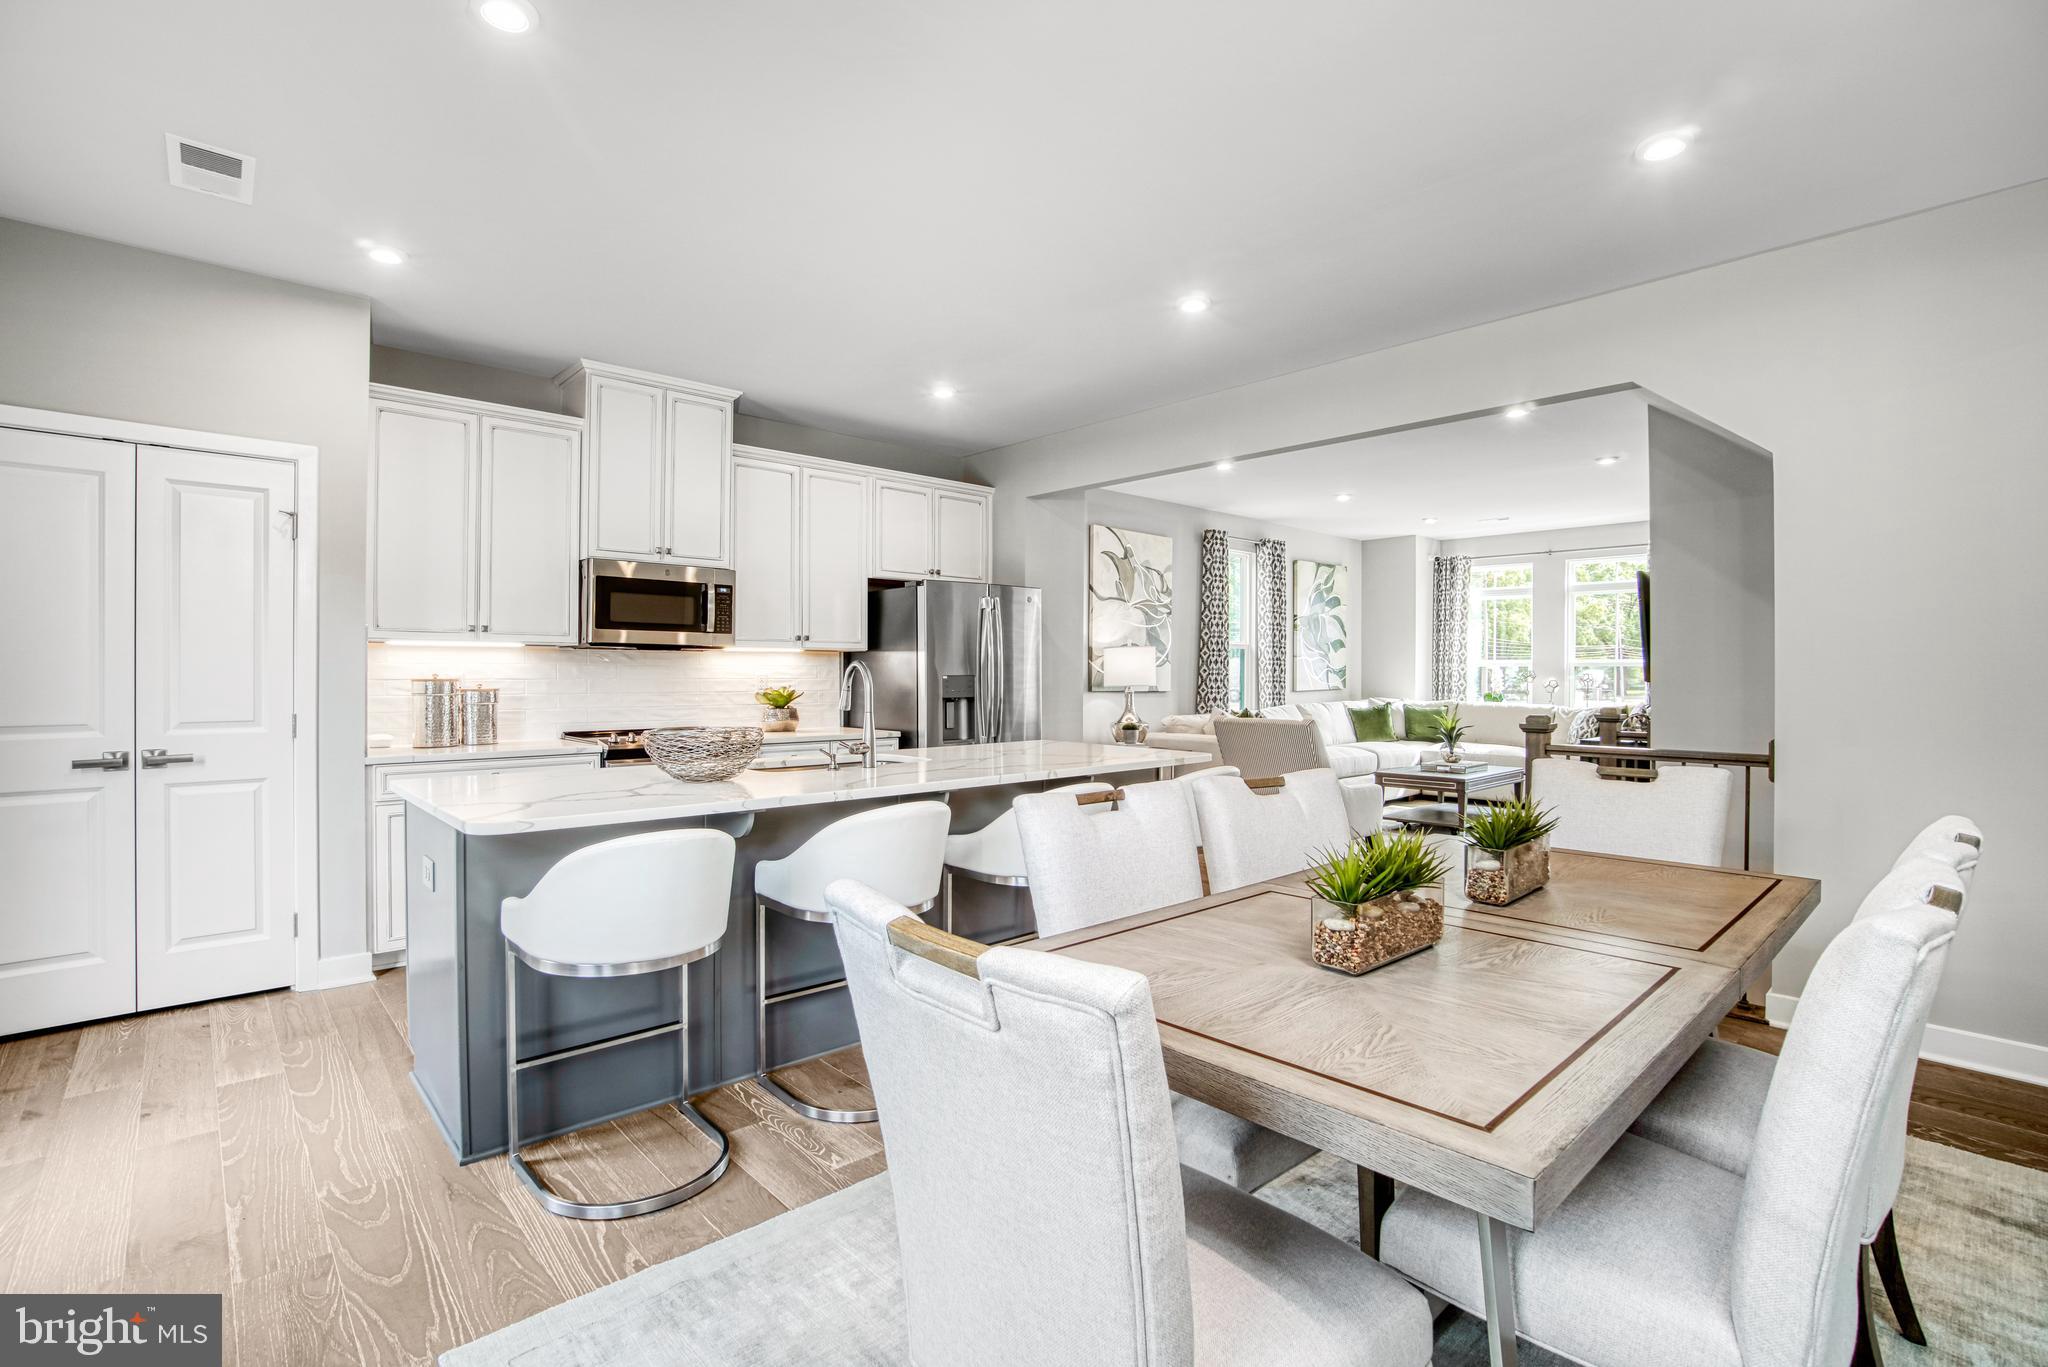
[1520,714,1554,799]
[1595,707,1623,747]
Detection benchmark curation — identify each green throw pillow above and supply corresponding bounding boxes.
[1403,702,1455,741]
[1347,702,1396,742]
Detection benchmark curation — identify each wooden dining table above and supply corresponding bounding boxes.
[1034,848,1821,1367]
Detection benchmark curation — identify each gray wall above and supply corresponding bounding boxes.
[1356,535,1437,698]
[967,181,2048,1062]
[1022,488,1366,742]
[371,345,969,482]
[0,218,372,958]
[1646,411,1774,751]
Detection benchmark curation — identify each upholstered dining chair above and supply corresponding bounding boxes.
[823,878,1434,1367]
[1189,768,1352,893]
[1013,782,1317,1191]
[1212,717,1387,836]
[1382,894,1958,1367]
[1629,817,1983,1356]
[1531,755,1733,865]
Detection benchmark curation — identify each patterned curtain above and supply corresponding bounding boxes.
[1255,538,1288,709]
[1430,555,1472,700]
[1195,529,1231,713]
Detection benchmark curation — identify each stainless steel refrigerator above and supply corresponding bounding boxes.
[851,582,1042,748]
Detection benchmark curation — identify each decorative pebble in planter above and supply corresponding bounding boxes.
[1465,835,1551,906]
[1302,831,1451,976]
[1310,891,1445,975]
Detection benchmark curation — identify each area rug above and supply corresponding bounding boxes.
[441,1137,2046,1366]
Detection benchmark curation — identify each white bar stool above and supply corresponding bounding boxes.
[755,800,951,1124]
[501,828,735,1221]
[941,780,1116,935]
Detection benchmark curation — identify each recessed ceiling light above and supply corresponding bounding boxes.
[1634,126,1696,163]
[928,383,957,400]
[362,242,406,266]
[1214,461,1234,472]
[1177,292,1212,315]
[1421,516,1439,525]
[1594,453,1624,466]
[1503,403,1534,419]
[472,0,539,33]
[1334,493,1353,503]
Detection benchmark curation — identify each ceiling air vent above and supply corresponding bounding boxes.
[165,134,255,203]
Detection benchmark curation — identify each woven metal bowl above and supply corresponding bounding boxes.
[642,726,764,782]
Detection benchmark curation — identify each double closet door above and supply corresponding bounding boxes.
[0,428,300,1036]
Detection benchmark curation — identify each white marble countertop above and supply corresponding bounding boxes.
[386,741,1194,835]
[364,737,604,765]
[363,728,896,765]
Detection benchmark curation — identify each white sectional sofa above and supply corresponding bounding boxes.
[1147,699,1596,781]
[1257,699,1570,777]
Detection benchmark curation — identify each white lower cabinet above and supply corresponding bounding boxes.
[367,752,599,956]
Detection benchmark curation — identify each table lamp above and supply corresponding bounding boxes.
[1102,645,1155,743]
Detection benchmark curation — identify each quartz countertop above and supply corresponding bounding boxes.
[385,741,1193,836]
[363,728,895,765]
[364,738,605,765]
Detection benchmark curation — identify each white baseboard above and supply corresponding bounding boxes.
[1766,990,2048,1087]
[307,951,375,991]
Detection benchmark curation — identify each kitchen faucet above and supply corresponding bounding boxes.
[840,660,877,770]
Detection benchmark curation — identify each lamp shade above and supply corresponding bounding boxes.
[1102,645,1156,689]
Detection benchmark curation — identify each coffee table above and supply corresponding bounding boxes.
[1374,762,1524,830]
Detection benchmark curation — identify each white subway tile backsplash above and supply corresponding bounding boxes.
[367,644,842,740]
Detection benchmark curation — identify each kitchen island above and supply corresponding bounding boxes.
[388,741,1194,1162]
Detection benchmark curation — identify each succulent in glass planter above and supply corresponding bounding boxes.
[1304,831,1450,975]
[1463,798,1559,906]
[755,685,804,733]
[1432,707,1472,763]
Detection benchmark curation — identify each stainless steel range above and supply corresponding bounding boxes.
[561,728,658,766]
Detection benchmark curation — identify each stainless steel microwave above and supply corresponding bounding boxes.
[580,558,735,648]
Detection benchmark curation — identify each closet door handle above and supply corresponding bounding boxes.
[140,749,196,768]
[72,751,131,771]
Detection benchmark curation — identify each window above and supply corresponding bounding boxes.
[1225,545,1258,712]
[1570,555,1649,706]
[1467,562,1534,702]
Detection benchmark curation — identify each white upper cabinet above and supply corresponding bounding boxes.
[585,377,663,559]
[479,418,580,641]
[731,454,801,646]
[367,388,582,644]
[801,465,870,649]
[873,479,934,579]
[872,475,992,582]
[559,360,740,568]
[666,392,731,564]
[933,487,991,581]
[370,400,475,636]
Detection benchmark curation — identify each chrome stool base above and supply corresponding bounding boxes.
[509,1100,730,1221]
[754,893,938,1126]
[505,944,728,1220]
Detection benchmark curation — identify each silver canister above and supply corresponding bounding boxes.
[410,676,462,749]
[459,686,500,747]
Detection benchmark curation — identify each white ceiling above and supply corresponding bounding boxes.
[3,2,2045,456]
[1107,391,1651,541]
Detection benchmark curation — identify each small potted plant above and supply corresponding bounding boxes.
[1433,707,1472,764]
[755,684,804,733]
[1463,798,1559,906]
[1304,831,1450,975]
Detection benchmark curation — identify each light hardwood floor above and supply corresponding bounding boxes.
[0,971,882,1367]
[0,977,2041,1366]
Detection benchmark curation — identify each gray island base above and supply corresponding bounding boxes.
[388,741,1193,1163]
